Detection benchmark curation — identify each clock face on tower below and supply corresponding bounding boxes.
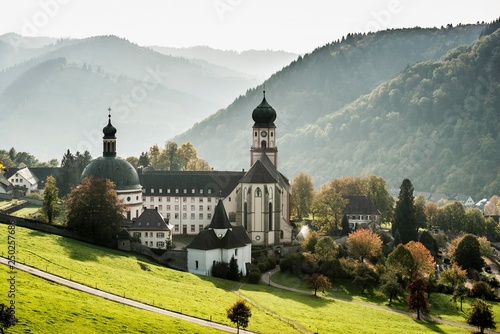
[261,130,267,137]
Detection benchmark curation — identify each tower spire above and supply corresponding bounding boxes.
[102,107,117,157]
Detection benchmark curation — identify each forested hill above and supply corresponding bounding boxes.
[280,27,500,199]
[175,25,487,189]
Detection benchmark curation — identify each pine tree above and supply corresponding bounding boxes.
[393,179,418,244]
[341,214,351,236]
[227,256,240,282]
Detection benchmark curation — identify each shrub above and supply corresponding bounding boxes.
[212,261,229,279]
[280,252,304,275]
[472,281,494,300]
[248,268,262,284]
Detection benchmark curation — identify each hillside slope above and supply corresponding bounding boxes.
[175,25,485,180]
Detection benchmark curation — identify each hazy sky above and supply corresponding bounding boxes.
[1,0,499,53]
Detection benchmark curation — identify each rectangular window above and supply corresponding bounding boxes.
[167,205,171,210]
[157,232,165,238]
[175,205,179,211]
[207,213,212,219]
[157,241,165,248]
[191,197,195,203]
[174,224,179,232]
[199,224,204,231]
[183,205,187,211]
[208,189,212,194]
[183,213,187,219]
[175,189,179,193]
[191,205,195,211]
[159,189,163,193]
[235,249,238,256]
[199,197,203,202]
[166,213,171,219]
[158,197,162,202]
[159,205,163,211]
[192,189,195,194]
[228,197,231,202]
[190,225,195,232]
[183,197,187,202]
[184,189,187,194]
[199,213,203,220]
[191,213,195,220]
[150,197,154,202]
[167,189,171,193]
[200,189,204,194]
[167,197,171,202]
[143,197,146,202]
[175,213,179,219]
[195,260,199,269]
[133,232,141,238]
[207,197,212,203]
[151,189,154,193]
[150,205,154,209]
[207,205,212,211]
[199,205,203,211]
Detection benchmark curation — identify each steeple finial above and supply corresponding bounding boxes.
[108,107,112,120]
[263,84,266,98]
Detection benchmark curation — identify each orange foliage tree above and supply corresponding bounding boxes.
[346,229,383,262]
[405,241,436,275]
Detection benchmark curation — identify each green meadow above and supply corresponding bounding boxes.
[0,224,494,333]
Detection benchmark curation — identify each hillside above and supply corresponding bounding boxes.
[151,45,298,79]
[0,34,260,160]
[174,24,495,197]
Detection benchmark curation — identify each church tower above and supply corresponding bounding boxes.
[102,108,117,157]
[250,91,278,167]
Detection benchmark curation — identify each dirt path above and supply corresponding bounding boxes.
[261,267,500,334]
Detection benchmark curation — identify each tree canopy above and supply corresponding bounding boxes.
[291,172,314,219]
[454,234,484,272]
[227,300,252,333]
[65,176,125,245]
[346,229,383,262]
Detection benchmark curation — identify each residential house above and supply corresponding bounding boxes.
[127,207,174,249]
[7,166,39,193]
[343,195,381,230]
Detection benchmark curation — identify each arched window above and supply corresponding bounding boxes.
[268,202,273,230]
[244,202,248,229]
[261,140,267,148]
[268,187,273,199]
[255,187,262,197]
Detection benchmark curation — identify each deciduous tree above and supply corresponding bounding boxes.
[312,185,346,235]
[291,172,314,219]
[393,179,418,244]
[306,273,332,296]
[405,241,436,276]
[227,300,252,334]
[0,303,17,333]
[41,175,60,224]
[346,228,382,262]
[407,272,429,320]
[466,298,496,334]
[314,236,338,262]
[66,176,125,244]
[439,262,467,291]
[387,244,415,282]
[454,234,484,272]
[380,269,406,305]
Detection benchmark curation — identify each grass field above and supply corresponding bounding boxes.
[0,224,496,333]
[10,204,41,218]
[1,271,223,334]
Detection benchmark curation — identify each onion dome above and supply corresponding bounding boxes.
[81,157,141,190]
[252,91,276,127]
[102,112,116,138]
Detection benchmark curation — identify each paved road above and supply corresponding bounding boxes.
[262,267,500,334]
[0,257,252,334]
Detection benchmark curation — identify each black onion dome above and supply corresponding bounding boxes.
[252,92,276,127]
[81,157,141,190]
[102,116,117,138]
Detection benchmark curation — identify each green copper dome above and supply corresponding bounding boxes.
[81,156,141,190]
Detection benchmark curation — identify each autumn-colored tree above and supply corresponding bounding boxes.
[314,236,338,262]
[306,273,332,296]
[447,235,464,259]
[41,175,60,224]
[405,241,436,276]
[407,272,429,320]
[478,236,492,258]
[227,300,252,334]
[346,229,383,262]
[466,298,496,334]
[66,176,125,244]
[291,172,314,219]
[484,195,499,215]
[425,202,439,228]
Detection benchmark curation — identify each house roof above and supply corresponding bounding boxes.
[208,199,232,229]
[8,167,38,186]
[29,167,60,187]
[220,229,247,249]
[186,229,223,250]
[128,208,173,231]
[0,174,12,191]
[139,170,245,197]
[240,153,290,190]
[231,226,252,244]
[343,195,381,215]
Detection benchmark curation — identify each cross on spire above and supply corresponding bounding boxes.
[108,107,112,118]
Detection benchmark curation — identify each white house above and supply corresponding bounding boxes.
[187,199,252,276]
[343,195,381,230]
[7,166,38,193]
[128,208,174,249]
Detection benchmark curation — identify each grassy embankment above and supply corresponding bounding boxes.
[0,224,484,333]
